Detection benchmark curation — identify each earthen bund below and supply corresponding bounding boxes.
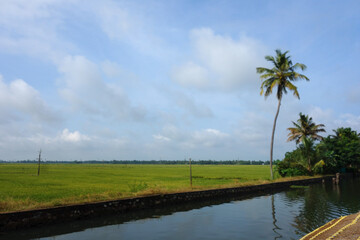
[0,176,335,232]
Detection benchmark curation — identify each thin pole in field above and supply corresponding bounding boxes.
[37,149,41,176]
[189,158,192,188]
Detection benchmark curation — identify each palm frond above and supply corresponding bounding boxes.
[264,56,279,69]
[256,67,272,74]
[264,85,273,97]
[260,77,276,97]
[293,63,307,71]
[293,73,310,81]
[258,73,276,79]
[287,113,326,145]
[285,81,300,99]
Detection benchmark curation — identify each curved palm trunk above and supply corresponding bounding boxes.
[270,99,281,180]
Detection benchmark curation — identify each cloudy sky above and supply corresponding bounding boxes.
[0,0,359,161]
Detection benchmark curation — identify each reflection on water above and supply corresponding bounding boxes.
[291,177,360,234]
[1,177,360,240]
[271,195,282,240]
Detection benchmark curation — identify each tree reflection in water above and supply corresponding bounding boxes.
[271,195,282,240]
[286,177,360,235]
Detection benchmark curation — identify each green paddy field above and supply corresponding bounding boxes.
[0,163,306,213]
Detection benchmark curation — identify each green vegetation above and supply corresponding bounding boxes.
[277,113,360,176]
[257,49,309,179]
[317,128,360,173]
[0,164,282,212]
[287,112,326,173]
[290,185,309,189]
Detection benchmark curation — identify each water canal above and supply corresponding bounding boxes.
[2,177,360,240]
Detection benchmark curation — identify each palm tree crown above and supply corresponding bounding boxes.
[287,113,326,144]
[257,49,309,101]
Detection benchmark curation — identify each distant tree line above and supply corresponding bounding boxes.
[1,159,270,165]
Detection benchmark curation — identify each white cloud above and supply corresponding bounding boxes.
[0,0,172,61]
[235,112,271,142]
[190,128,230,148]
[347,84,360,103]
[57,55,147,121]
[152,126,230,149]
[144,126,233,160]
[153,134,171,142]
[308,106,333,121]
[0,0,75,62]
[96,2,133,41]
[25,128,90,145]
[336,114,360,131]
[101,60,124,78]
[59,128,90,143]
[172,28,267,91]
[0,128,133,161]
[172,62,210,89]
[173,91,213,118]
[93,1,168,57]
[0,75,59,123]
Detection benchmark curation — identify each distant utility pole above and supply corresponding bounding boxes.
[37,149,41,176]
[189,158,192,188]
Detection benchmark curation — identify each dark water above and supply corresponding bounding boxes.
[3,177,360,240]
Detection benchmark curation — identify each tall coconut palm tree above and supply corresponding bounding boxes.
[257,49,309,179]
[287,112,326,144]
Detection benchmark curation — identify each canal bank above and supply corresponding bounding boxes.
[2,175,360,240]
[300,212,360,240]
[0,175,335,232]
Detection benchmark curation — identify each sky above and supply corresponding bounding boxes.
[0,0,359,161]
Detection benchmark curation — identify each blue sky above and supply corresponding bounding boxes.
[0,0,359,161]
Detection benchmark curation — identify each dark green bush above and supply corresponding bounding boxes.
[276,149,309,177]
[276,161,307,177]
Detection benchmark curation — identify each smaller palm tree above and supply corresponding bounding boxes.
[287,113,326,172]
[287,113,326,144]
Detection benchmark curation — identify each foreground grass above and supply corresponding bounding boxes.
[0,163,314,213]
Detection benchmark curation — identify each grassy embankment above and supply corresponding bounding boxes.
[0,163,313,213]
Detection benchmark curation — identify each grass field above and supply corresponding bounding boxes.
[0,163,305,213]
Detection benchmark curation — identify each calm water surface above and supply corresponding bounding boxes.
[3,177,360,240]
